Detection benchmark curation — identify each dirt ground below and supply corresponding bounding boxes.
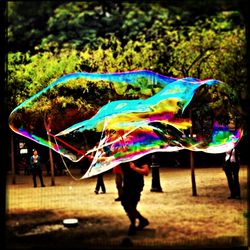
[5,165,248,249]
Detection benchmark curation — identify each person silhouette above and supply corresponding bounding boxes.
[223,147,241,199]
[120,156,150,235]
[30,149,45,188]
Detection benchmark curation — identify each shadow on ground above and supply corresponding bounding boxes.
[5,209,247,250]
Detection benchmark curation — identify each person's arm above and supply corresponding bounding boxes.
[85,150,113,162]
[129,162,149,176]
[85,147,98,161]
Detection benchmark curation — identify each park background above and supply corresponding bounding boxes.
[2,0,250,249]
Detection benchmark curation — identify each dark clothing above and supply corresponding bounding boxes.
[121,165,142,207]
[121,157,149,200]
[120,156,150,235]
[95,173,106,193]
[31,167,45,187]
[93,145,108,194]
[30,155,45,187]
[223,149,241,198]
[121,161,144,194]
[224,161,241,198]
[113,165,123,200]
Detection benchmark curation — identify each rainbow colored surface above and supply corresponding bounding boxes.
[9,70,243,178]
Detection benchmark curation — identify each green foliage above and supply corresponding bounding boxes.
[7,2,62,52]
[7,52,32,108]
[8,50,82,108]
[7,2,247,134]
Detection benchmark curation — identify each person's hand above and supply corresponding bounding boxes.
[129,161,137,170]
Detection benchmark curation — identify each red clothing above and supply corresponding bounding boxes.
[113,165,123,175]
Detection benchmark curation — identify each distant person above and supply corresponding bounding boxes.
[120,156,150,236]
[94,173,106,194]
[30,149,45,188]
[86,144,107,195]
[150,153,163,192]
[223,147,241,199]
[113,165,123,201]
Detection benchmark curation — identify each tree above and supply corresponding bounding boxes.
[7,2,247,191]
[7,2,62,53]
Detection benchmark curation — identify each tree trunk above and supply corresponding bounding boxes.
[44,114,55,186]
[47,132,55,186]
[189,110,197,196]
[11,134,16,184]
[190,151,197,196]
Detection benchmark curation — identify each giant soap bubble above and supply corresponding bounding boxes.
[9,70,243,178]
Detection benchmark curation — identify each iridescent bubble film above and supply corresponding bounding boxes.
[9,70,243,178]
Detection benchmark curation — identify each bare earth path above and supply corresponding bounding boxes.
[5,165,248,249]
